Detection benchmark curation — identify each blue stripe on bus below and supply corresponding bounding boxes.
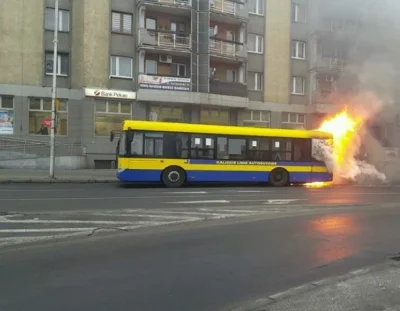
[117,169,333,183]
[186,159,325,167]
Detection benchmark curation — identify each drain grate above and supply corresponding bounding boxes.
[391,256,400,261]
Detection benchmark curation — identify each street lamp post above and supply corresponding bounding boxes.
[50,0,59,178]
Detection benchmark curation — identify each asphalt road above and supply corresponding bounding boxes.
[1,184,400,310]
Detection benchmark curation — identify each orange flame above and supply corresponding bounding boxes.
[304,108,364,188]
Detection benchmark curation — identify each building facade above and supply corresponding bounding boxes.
[0,0,346,168]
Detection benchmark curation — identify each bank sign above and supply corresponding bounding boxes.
[85,88,136,100]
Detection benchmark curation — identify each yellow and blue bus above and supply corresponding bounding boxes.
[111,120,333,187]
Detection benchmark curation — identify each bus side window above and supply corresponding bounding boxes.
[191,135,215,159]
[271,139,291,161]
[130,132,143,155]
[293,139,311,162]
[247,138,270,161]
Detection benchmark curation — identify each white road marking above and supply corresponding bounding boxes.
[92,213,200,220]
[167,191,208,194]
[265,199,307,205]
[0,189,85,192]
[197,208,259,214]
[235,190,265,193]
[0,228,97,233]
[0,219,146,225]
[164,201,228,205]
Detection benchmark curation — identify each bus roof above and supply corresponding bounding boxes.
[122,120,333,139]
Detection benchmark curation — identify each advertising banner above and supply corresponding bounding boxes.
[0,110,14,134]
[138,74,190,92]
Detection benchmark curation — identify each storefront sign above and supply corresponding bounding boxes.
[0,110,14,134]
[85,88,136,100]
[138,75,190,92]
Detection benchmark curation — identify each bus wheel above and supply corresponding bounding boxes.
[161,166,186,188]
[269,168,289,187]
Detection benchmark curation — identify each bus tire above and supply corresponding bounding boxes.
[269,168,289,187]
[161,166,186,188]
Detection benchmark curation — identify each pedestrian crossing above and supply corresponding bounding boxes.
[0,202,317,248]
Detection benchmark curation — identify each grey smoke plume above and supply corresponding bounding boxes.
[314,0,400,184]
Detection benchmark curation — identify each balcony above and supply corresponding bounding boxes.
[138,74,191,92]
[210,0,248,22]
[139,0,192,8]
[209,39,246,60]
[138,29,191,53]
[311,56,345,72]
[209,80,247,97]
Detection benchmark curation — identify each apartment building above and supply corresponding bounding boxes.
[0,0,313,168]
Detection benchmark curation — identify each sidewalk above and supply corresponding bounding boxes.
[231,260,400,311]
[0,169,118,183]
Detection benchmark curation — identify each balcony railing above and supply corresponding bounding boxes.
[209,39,246,59]
[140,0,192,7]
[138,29,191,51]
[210,0,247,19]
[209,80,247,97]
[312,57,345,71]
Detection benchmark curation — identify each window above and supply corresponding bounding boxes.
[226,70,236,82]
[292,41,306,59]
[293,139,312,162]
[282,112,306,129]
[249,0,264,15]
[171,63,186,77]
[110,56,132,78]
[149,105,183,122]
[145,59,158,75]
[0,95,14,135]
[248,72,263,91]
[248,34,263,53]
[191,135,215,159]
[146,17,157,30]
[95,100,132,136]
[217,137,246,160]
[111,12,133,34]
[243,110,270,128]
[45,53,69,76]
[247,137,270,161]
[45,8,70,32]
[29,98,68,135]
[271,139,292,161]
[200,108,230,125]
[291,77,305,95]
[292,3,306,23]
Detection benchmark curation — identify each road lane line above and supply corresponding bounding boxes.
[197,208,259,214]
[165,200,230,204]
[167,191,208,194]
[0,189,86,192]
[235,190,265,193]
[92,213,200,220]
[0,228,98,233]
[0,219,147,225]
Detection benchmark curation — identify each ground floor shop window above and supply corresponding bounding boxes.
[281,112,306,129]
[0,95,14,134]
[29,97,68,135]
[242,110,270,128]
[200,108,229,125]
[149,105,183,122]
[95,100,132,136]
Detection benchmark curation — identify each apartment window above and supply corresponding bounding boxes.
[45,8,70,32]
[45,53,69,76]
[0,96,14,135]
[249,0,264,15]
[200,108,230,125]
[291,77,305,95]
[292,41,306,59]
[171,63,186,77]
[282,113,306,129]
[248,34,263,53]
[146,17,157,30]
[292,3,306,23]
[110,56,132,78]
[95,100,131,136]
[145,60,158,75]
[149,105,183,122]
[248,72,263,91]
[226,70,236,82]
[243,110,270,128]
[111,12,133,34]
[29,98,68,135]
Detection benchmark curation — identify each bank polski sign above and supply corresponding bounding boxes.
[85,88,136,100]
